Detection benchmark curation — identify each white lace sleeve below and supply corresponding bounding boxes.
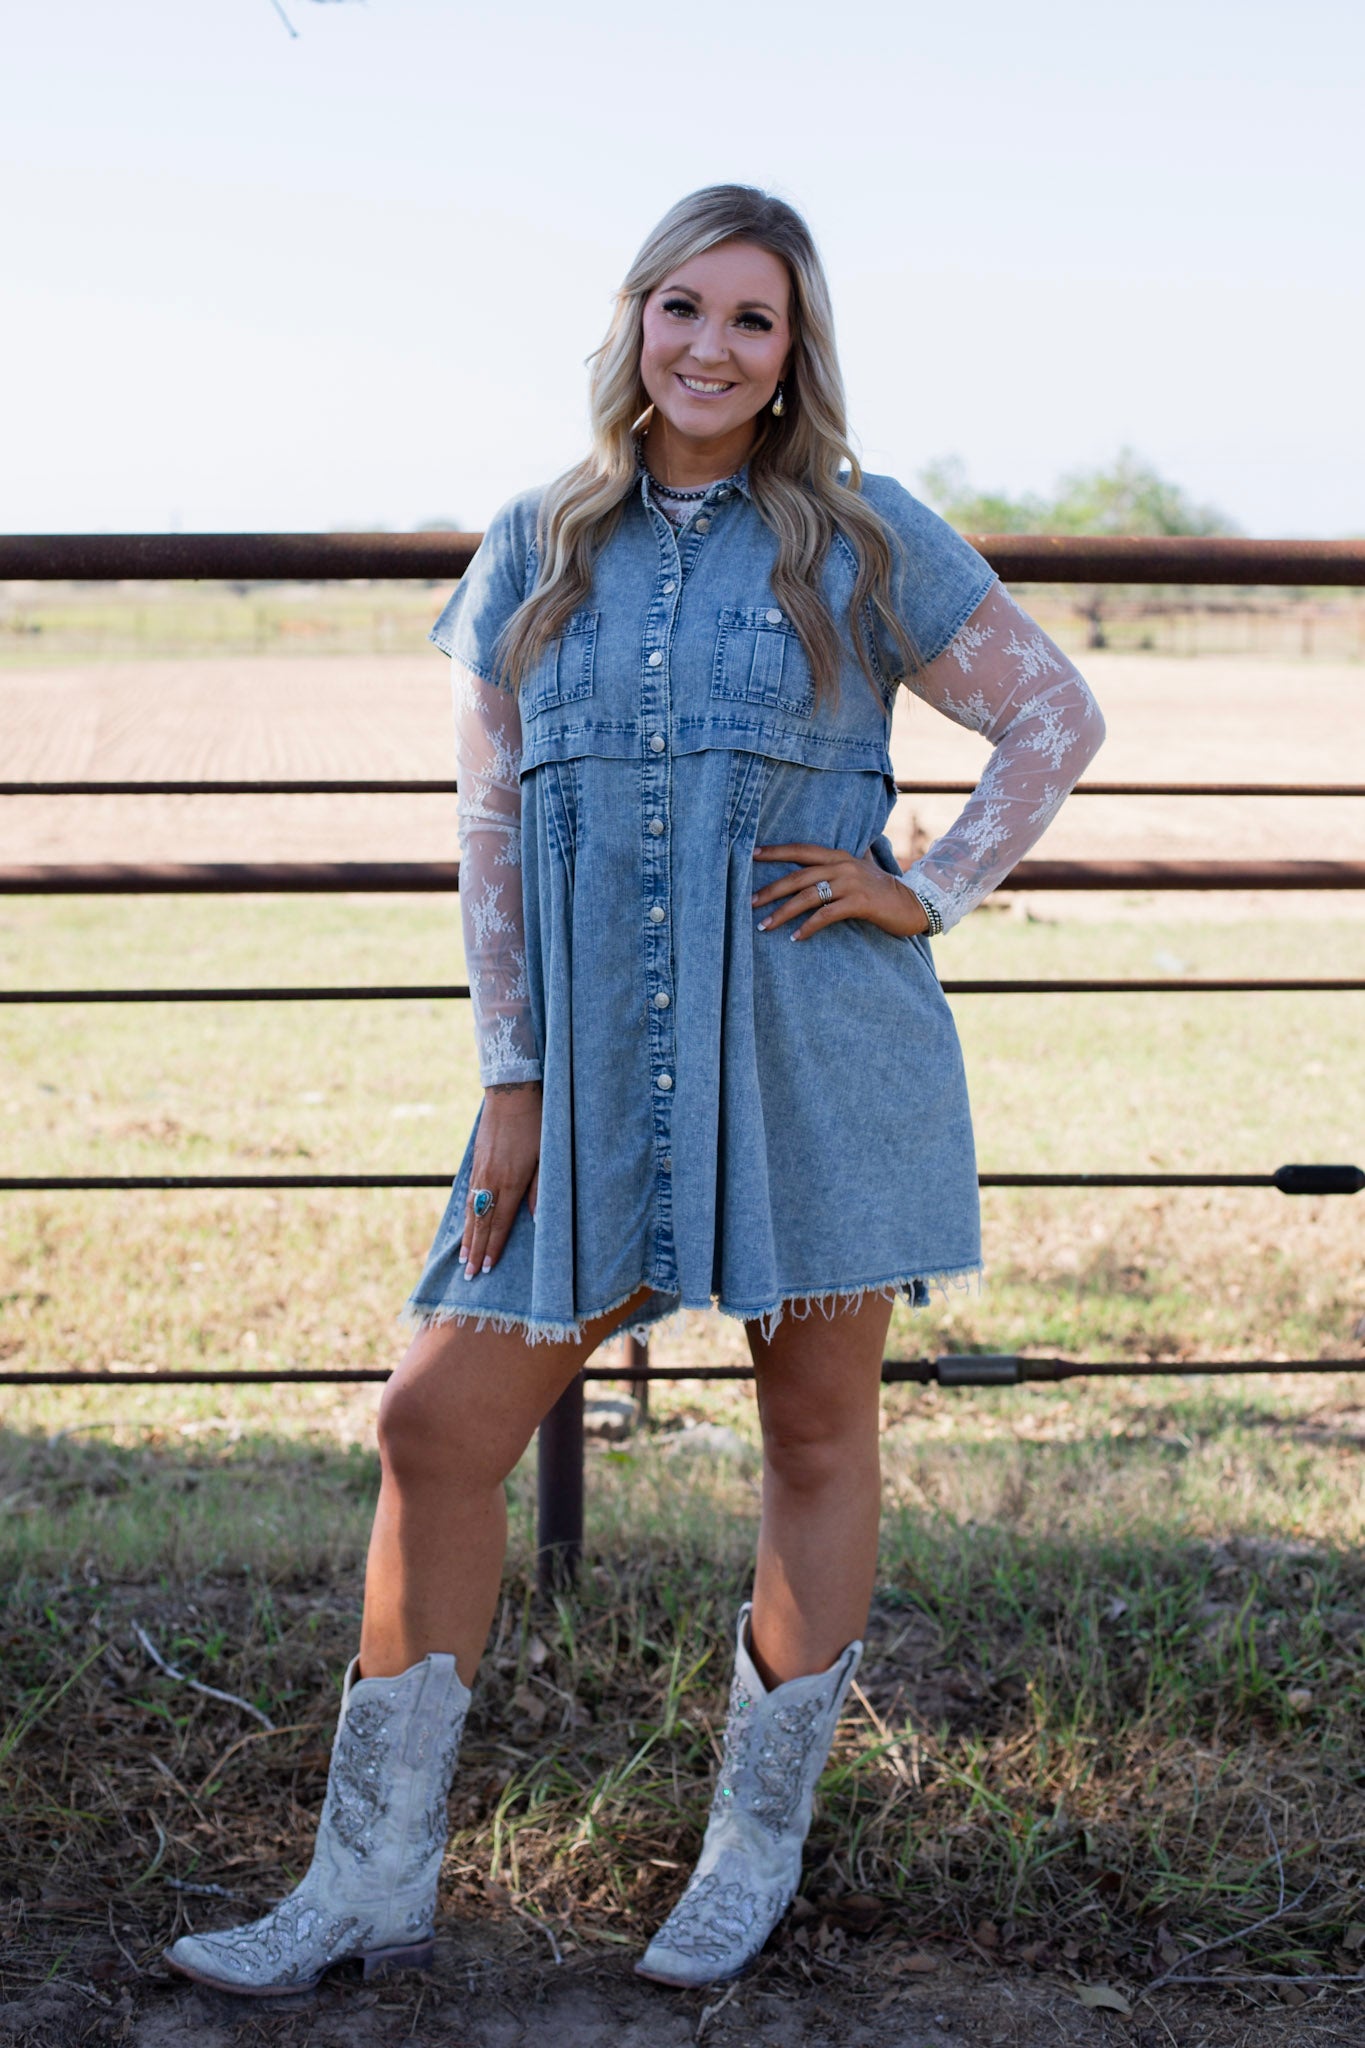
[898,582,1107,932]
[453,657,540,1085]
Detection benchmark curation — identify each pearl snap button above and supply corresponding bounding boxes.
[694,517,710,533]
[647,650,663,667]
[656,1073,673,1091]
[649,732,666,753]
[662,1154,672,1171]
[766,608,783,624]
[649,905,666,924]
[653,989,670,1008]
[647,817,665,836]
[662,580,676,595]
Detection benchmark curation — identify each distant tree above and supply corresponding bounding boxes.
[919,448,1240,646]
[1047,449,1238,540]
[917,456,1048,535]
[920,447,1237,539]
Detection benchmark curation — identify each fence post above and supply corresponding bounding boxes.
[536,1374,584,1592]
[627,1333,650,1421]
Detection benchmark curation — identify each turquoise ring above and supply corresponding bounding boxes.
[472,1187,497,1218]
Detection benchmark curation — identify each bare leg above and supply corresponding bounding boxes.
[746,1290,893,1687]
[635,1291,888,1988]
[360,1286,654,1684]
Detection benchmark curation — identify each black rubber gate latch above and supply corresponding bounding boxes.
[1274,1163,1364,1196]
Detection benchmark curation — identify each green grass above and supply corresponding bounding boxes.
[2,895,1364,2013]
[5,1435,1365,1991]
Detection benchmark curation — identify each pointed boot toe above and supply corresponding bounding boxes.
[636,1853,790,1986]
[637,1605,863,1991]
[163,1653,469,1996]
[163,1887,374,1995]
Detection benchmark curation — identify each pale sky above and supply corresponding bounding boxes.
[4,0,1361,537]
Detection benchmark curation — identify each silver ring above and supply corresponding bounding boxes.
[471,1187,497,1218]
[815,879,834,904]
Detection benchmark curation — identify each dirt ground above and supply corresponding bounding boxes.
[5,1917,1362,2048]
[3,652,1363,906]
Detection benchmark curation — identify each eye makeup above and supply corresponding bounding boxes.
[659,297,775,333]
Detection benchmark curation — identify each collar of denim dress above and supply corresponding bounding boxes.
[635,444,752,510]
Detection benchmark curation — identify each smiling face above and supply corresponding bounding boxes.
[637,238,793,484]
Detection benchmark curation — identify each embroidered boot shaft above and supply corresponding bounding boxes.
[165,1652,470,1996]
[637,1602,862,1988]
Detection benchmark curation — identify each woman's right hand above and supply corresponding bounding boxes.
[461,1081,542,1279]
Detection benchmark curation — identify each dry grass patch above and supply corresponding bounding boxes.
[2,896,1364,2040]
[5,1415,1365,2042]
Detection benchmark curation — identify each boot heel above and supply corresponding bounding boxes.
[362,1938,435,1981]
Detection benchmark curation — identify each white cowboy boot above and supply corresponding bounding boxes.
[166,1652,470,1996]
[637,1603,862,1988]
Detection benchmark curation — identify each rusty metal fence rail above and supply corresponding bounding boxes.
[3,531,1363,1583]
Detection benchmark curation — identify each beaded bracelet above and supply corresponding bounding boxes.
[903,885,943,938]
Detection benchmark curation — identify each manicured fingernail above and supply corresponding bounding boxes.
[459,1243,467,1262]
[481,1257,491,1273]
[757,917,770,931]
[465,1261,476,1279]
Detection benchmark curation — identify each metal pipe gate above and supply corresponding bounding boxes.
[3,531,1362,1589]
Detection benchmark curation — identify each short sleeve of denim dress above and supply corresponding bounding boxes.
[402,471,998,1347]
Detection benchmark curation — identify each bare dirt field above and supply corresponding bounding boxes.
[2,654,1363,921]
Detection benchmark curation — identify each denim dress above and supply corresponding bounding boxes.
[402,469,1105,1345]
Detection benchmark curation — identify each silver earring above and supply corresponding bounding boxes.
[771,382,785,418]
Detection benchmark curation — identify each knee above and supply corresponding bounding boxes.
[760,1406,876,1496]
[376,1372,504,1493]
[376,1376,445,1485]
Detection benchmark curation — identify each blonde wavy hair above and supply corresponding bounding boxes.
[498,184,917,707]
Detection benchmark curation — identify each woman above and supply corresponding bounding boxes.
[166,185,1104,1996]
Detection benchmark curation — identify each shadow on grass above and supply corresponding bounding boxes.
[3,1417,1365,2029]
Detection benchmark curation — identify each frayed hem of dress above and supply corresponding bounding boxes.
[398,1263,983,1353]
[715,1262,984,1344]
[397,1276,663,1351]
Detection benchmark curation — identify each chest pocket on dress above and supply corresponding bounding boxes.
[711,608,815,720]
[522,610,599,718]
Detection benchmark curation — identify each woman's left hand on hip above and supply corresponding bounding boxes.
[751,842,928,942]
